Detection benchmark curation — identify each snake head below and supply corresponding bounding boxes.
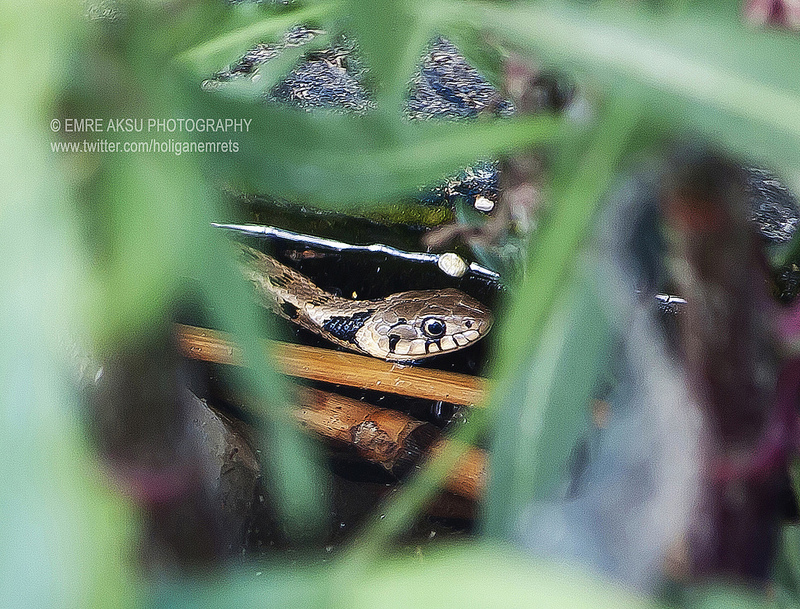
[357,288,493,361]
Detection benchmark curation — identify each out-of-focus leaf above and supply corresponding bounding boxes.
[675,585,775,609]
[774,523,800,608]
[486,102,639,536]
[489,98,639,394]
[87,154,200,349]
[0,2,139,607]
[177,3,339,77]
[212,33,333,102]
[438,21,508,90]
[343,0,431,113]
[481,98,639,538]
[463,1,800,181]
[194,226,329,540]
[189,83,563,206]
[485,270,612,538]
[156,543,659,609]
[341,100,636,566]
[93,156,329,540]
[64,1,328,540]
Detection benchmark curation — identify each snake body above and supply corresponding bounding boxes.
[238,244,493,361]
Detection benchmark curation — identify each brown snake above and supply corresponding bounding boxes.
[237,244,493,361]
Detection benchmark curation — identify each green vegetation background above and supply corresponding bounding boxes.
[3,0,800,607]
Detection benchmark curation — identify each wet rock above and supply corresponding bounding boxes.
[88,332,250,567]
[745,167,800,244]
[270,47,373,113]
[215,25,323,80]
[184,388,265,554]
[773,263,800,304]
[425,160,501,209]
[215,31,510,206]
[406,38,514,120]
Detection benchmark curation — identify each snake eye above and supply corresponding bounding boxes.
[422,317,446,339]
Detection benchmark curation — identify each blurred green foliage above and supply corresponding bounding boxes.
[159,543,659,609]
[3,0,800,607]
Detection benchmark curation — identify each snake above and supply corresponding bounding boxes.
[237,243,493,361]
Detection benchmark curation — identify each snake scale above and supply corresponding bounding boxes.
[237,244,493,361]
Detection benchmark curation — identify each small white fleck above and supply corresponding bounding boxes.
[437,252,467,278]
[474,195,495,212]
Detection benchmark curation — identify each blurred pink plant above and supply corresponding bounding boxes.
[745,0,800,29]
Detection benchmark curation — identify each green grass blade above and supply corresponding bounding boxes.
[62,0,329,542]
[188,81,564,207]
[338,98,638,567]
[195,228,329,541]
[485,270,613,538]
[463,1,800,177]
[156,543,660,609]
[177,3,340,77]
[343,0,433,113]
[0,3,139,607]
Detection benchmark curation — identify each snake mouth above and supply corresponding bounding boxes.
[374,317,491,360]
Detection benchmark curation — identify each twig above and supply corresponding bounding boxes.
[294,387,486,501]
[211,222,500,280]
[175,323,488,406]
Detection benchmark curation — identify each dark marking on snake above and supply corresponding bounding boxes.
[269,273,292,289]
[309,295,334,306]
[281,301,300,320]
[426,339,442,354]
[388,334,401,353]
[322,310,375,344]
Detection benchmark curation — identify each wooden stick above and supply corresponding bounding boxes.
[175,323,488,407]
[294,387,486,501]
[294,387,431,470]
